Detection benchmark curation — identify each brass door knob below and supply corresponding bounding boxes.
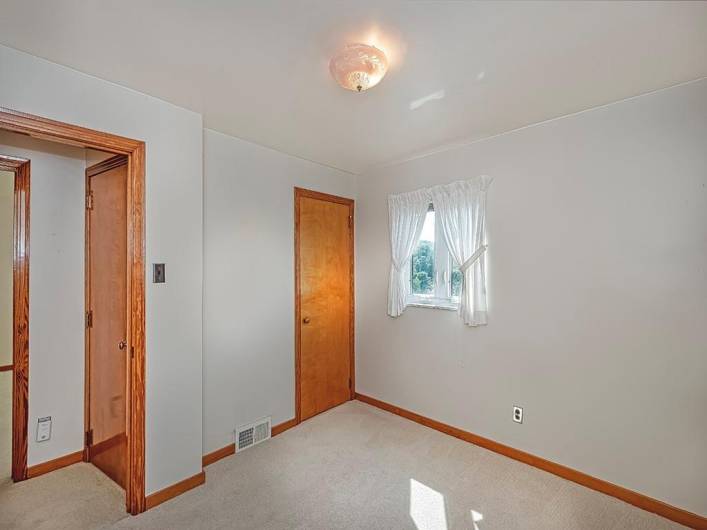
[118,340,127,350]
[302,317,311,324]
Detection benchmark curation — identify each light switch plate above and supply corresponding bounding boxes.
[153,263,165,283]
[36,416,52,442]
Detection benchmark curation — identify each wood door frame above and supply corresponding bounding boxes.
[293,187,355,425]
[0,107,146,515]
[0,154,30,483]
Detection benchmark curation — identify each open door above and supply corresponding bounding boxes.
[85,156,128,489]
[1,108,146,514]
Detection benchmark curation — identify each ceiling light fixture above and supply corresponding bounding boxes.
[329,43,388,92]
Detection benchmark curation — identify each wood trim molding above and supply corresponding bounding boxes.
[145,471,205,510]
[293,187,355,426]
[294,189,301,425]
[202,444,235,467]
[0,108,146,515]
[89,433,128,459]
[86,154,128,178]
[293,186,355,206]
[355,393,707,530]
[0,154,28,171]
[126,141,146,515]
[0,107,142,154]
[10,157,30,483]
[27,450,83,479]
[272,418,297,437]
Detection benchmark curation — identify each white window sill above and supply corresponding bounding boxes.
[407,299,459,311]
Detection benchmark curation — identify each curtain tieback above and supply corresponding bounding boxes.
[459,245,487,273]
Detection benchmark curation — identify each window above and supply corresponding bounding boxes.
[387,175,491,324]
[409,204,460,309]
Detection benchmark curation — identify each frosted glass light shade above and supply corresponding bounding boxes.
[329,44,388,92]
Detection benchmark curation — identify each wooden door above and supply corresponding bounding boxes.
[296,188,354,422]
[86,156,128,489]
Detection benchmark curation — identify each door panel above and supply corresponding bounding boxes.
[87,160,127,489]
[298,193,353,421]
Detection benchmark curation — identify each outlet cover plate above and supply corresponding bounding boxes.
[153,263,165,283]
[37,416,52,442]
[513,406,523,424]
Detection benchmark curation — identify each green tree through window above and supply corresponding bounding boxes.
[410,207,461,303]
[411,240,434,294]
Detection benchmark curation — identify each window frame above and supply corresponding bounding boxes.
[407,203,460,311]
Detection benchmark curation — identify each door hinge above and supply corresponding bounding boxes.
[349,377,352,390]
[85,429,93,447]
[85,310,93,328]
[348,215,353,228]
[85,191,93,210]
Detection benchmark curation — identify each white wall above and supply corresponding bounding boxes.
[0,170,13,479]
[0,44,204,494]
[356,79,707,515]
[85,148,114,167]
[0,170,12,368]
[0,132,86,467]
[202,129,356,454]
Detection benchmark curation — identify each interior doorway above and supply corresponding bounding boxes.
[294,187,355,423]
[0,108,146,514]
[85,155,129,489]
[1,164,22,484]
[0,155,30,485]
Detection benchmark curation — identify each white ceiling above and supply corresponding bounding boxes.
[1,1,706,174]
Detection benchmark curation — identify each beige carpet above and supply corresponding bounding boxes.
[0,462,126,529]
[1,401,685,529]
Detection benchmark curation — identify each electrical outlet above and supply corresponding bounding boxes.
[513,406,523,424]
[36,416,52,442]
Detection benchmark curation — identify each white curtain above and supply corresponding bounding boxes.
[387,189,430,317]
[430,175,492,326]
